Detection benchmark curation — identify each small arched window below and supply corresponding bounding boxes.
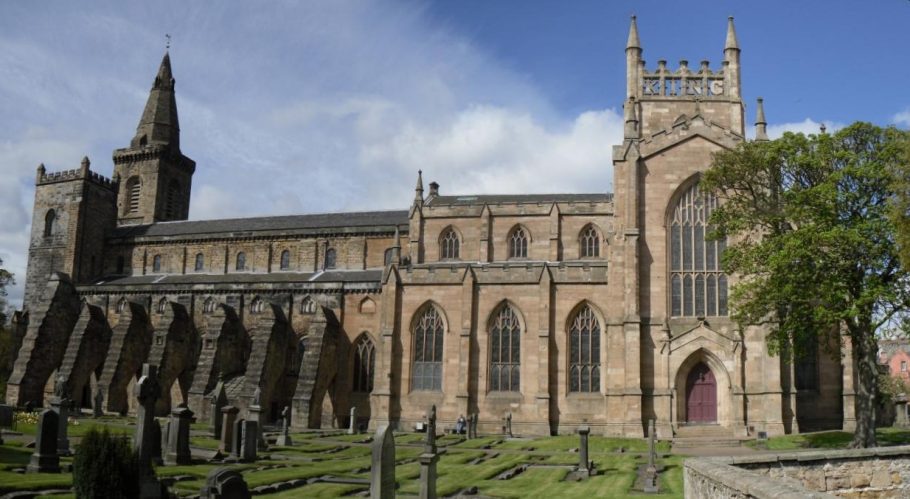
[157,298,168,314]
[203,297,216,314]
[236,252,246,271]
[568,304,601,393]
[43,210,55,238]
[489,305,521,392]
[117,298,128,314]
[250,297,264,314]
[384,248,394,266]
[508,226,529,259]
[412,304,445,391]
[152,255,162,273]
[352,334,376,393]
[300,296,316,314]
[580,225,600,258]
[194,253,204,272]
[440,227,460,260]
[324,248,336,269]
[116,256,125,274]
[126,177,141,214]
[165,181,180,218]
[280,250,290,270]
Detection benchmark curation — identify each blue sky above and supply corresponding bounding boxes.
[1,0,909,307]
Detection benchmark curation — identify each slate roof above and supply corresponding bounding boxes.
[427,193,613,206]
[89,270,384,287]
[111,210,409,239]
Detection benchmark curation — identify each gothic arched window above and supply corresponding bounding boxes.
[440,227,460,260]
[157,298,168,314]
[580,225,600,258]
[152,255,162,273]
[203,297,216,314]
[235,252,246,271]
[489,305,521,392]
[43,210,55,238]
[412,305,444,391]
[250,297,264,314]
[508,226,529,259]
[568,304,601,393]
[194,253,204,272]
[669,181,728,317]
[126,177,141,215]
[301,296,316,314]
[324,248,336,269]
[352,334,376,393]
[280,249,290,270]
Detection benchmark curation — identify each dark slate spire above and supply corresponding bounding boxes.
[131,52,180,150]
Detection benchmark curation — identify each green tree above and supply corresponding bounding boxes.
[0,258,14,398]
[72,427,140,499]
[702,122,910,448]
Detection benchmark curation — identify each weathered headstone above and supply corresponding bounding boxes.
[240,420,258,462]
[349,406,357,435]
[504,411,513,438]
[643,419,659,493]
[578,425,591,474]
[370,425,395,499]
[231,418,245,458]
[165,405,194,465]
[895,394,909,428]
[276,406,292,446]
[419,405,439,499]
[210,382,227,439]
[50,374,70,455]
[27,409,60,473]
[0,404,14,427]
[220,406,239,453]
[93,387,104,418]
[247,388,267,451]
[134,364,164,498]
[200,467,251,499]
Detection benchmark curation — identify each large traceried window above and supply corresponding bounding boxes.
[669,182,728,317]
[580,225,600,258]
[508,226,529,259]
[352,334,376,393]
[568,304,601,393]
[489,305,521,392]
[412,305,444,391]
[440,227,460,260]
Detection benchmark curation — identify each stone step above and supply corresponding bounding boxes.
[671,438,743,449]
[674,424,734,438]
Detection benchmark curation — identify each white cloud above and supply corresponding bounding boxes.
[766,118,843,139]
[893,109,910,128]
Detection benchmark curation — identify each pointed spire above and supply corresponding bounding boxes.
[131,52,180,150]
[626,16,641,50]
[724,16,739,51]
[755,98,768,142]
[414,170,424,204]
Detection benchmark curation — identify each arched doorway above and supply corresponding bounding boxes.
[685,362,717,423]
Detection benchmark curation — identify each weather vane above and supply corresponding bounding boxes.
[165,33,171,51]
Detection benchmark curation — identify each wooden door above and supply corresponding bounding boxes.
[685,362,717,423]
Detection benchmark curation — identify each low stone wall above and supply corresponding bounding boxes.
[684,445,910,498]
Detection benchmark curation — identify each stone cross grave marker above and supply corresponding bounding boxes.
[420,405,439,499]
[276,406,292,446]
[371,425,395,499]
[220,406,239,454]
[349,406,357,434]
[578,425,591,474]
[210,382,227,439]
[134,364,161,474]
[165,405,194,465]
[200,467,251,499]
[50,374,70,455]
[248,388,267,451]
[93,387,104,418]
[504,411,513,438]
[644,418,659,493]
[27,409,60,473]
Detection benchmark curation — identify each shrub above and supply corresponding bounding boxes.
[72,427,140,499]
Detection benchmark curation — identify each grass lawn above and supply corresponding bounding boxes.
[746,427,910,450]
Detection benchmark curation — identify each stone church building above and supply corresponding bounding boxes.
[7,18,851,438]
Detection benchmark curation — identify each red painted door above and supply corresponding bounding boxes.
[686,362,717,423]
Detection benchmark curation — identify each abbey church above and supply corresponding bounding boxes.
[6,18,851,438]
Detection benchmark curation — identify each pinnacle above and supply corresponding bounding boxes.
[627,16,641,50]
[725,16,739,51]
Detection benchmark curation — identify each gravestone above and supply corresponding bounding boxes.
[247,388,267,451]
[504,412,512,438]
[27,409,60,473]
[419,405,439,499]
[643,419,659,493]
[371,425,395,499]
[578,425,591,474]
[200,467,251,499]
[134,364,164,498]
[240,420,258,462]
[151,419,163,466]
[210,382,227,439]
[276,406,292,446]
[93,387,104,417]
[0,404,13,427]
[895,394,909,428]
[165,405,194,465]
[349,406,357,435]
[220,406,240,453]
[231,418,245,458]
[50,375,70,455]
